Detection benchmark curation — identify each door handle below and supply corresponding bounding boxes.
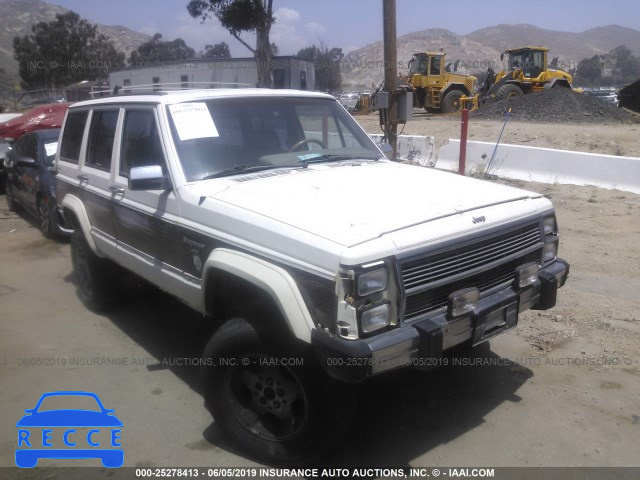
[109,185,125,194]
[77,174,89,182]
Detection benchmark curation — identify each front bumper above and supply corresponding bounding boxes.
[313,258,569,383]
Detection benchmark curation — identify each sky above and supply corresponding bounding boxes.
[49,0,640,57]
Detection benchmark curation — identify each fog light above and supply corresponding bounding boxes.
[447,288,479,318]
[361,304,391,333]
[515,262,539,288]
[543,240,558,263]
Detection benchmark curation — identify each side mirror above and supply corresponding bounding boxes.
[17,156,36,167]
[129,165,166,191]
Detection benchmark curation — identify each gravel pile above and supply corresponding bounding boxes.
[472,87,637,124]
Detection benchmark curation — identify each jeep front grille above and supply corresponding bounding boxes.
[399,222,543,320]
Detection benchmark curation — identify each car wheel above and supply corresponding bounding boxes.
[201,318,355,465]
[70,229,121,311]
[37,196,56,238]
[5,178,17,212]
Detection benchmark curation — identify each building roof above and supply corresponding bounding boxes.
[110,55,314,74]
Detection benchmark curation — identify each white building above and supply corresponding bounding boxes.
[109,56,315,93]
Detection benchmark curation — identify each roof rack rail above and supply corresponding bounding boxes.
[90,81,256,98]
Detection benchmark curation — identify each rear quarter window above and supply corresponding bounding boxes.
[59,111,88,163]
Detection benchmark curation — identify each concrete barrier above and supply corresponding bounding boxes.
[437,139,640,194]
[370,134,436,166]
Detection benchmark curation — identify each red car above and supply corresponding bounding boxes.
[0,103,71,143]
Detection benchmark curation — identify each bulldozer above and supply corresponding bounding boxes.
[476,46,573,105]
[404,51,477,113]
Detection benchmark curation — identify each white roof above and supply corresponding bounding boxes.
[70,89,333,108]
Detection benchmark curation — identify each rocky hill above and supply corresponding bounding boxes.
[0,0,150,87]
[342,24,640,88]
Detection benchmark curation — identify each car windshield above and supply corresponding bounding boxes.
[166,96,381,182]
[36,394,102,412]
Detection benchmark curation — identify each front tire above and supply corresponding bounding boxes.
[495,83,524,101]
[441,90,464,113]
[202,318,354,465]
[70,228,120,311]
[37,196,56,238]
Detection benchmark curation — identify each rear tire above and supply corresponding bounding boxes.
[441,90,464,113]
[201,318,355,465]
[496,83,524,101]
[70,228,120,311]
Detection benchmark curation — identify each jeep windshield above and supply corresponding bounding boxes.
[166,96,382,182]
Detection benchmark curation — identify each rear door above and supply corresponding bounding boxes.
[80,108,121,257]
[56,108,120,258]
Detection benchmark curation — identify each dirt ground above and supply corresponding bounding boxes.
[1,175,639,476]
[356,112,640,158]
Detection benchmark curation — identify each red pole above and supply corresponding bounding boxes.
[459,107,469,175]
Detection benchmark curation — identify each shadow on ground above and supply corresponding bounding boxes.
[72,277,533,468]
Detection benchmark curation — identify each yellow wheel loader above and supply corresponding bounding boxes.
[405,51,477,113]
[478,46,573,103]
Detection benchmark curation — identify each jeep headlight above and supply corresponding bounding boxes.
[361,303,391,333]
[357,268,388,296]
[542,215,559,264]
[543,216,557,236]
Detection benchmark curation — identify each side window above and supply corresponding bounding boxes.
[59,111,88,163]
[86,110,119,171]
[23,135,38,160]
[430,57,441,76]
[13,135,36,159]
[120,110,165,177]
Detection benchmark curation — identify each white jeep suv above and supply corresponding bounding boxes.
[56,89,569,464]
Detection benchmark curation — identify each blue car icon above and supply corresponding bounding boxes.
[16,391,123,468]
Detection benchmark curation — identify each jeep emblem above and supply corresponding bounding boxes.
[472,216,486,224]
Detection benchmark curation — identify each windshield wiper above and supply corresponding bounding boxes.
[298,153,380,166]
[200,164,291,180]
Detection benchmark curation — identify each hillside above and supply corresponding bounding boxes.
[342,23,640,87]
[0,0,150,88]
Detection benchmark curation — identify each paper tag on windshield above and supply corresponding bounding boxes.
[45,142,58,157]
[169,103,219,141]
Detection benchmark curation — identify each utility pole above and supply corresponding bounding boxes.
[382,0,398,160]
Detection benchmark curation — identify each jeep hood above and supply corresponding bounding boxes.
[207,161,542,247]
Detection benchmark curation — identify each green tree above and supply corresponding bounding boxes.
[609,45,640,80]
[187,0,275,87]
[13,12,124,90]
[297,44,344,92]
[129,33,196,65]
[575,55,603,84]
[203,42,231,58]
